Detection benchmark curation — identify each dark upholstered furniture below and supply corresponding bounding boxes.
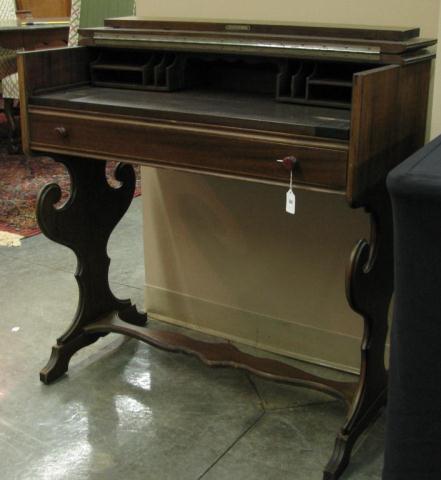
[384,135,441,479]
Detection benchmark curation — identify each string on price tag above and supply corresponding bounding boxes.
[276,156,297,215]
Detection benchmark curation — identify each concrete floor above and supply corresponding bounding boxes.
[0,197,385,480]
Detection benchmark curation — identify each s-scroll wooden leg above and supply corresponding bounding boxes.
[37,156,147,384]
[323,188,393,479]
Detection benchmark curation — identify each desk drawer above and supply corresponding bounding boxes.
[29,108,348,191]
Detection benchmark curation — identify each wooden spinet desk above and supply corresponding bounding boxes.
[18,17,436,479]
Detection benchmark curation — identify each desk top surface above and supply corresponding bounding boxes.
[104,17,421,42]
[31,86,351,140]
[80,18,436,64]
[0,18,69,32]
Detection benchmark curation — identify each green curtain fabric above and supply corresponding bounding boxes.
[79,0,135,28]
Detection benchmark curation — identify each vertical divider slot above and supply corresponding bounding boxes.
[292,62,318,98]
[275,60,371,109]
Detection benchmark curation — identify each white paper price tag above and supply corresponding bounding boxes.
[286,189,296,215]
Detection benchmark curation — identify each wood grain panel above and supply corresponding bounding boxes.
[18,47,93,95]
[348,61,431,205]
[348,65,400,205]
[85,311,357,406]
[28,107,348,190]
[395,61,432,160]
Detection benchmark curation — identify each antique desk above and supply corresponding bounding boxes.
[18,17,436,479]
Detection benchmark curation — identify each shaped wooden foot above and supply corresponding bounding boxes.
[323,189,393,479]
[40,332,102,385]
[37,156,146,383]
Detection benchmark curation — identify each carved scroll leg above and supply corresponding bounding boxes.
[323,189,393,480]
[37,156,147,384]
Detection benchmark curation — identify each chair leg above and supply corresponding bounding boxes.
[4,98,21,153]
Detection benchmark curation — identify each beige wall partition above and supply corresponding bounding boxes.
[137,0,438,32]
[137,0,440,372]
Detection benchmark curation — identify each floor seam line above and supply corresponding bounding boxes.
[1,254,145,290]
[196,410,265,480]
[246,373,266,411]
[110,280,144,290]
[265,399,340,412]
[0,253,145,291]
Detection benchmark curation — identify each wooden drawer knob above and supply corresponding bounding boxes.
[54,126,68,138]
[276,155,298,171]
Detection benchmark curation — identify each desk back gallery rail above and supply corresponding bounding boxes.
[17,18,436,480]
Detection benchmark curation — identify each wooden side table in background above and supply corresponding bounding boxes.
[16,0,71,19]
[0,2,70,151]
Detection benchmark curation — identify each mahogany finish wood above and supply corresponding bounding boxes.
[37,156,146,384]
[18,47,94,153]
[19,47,93,94]
[105,16,420,42]
[348,61,431,206]
[28,107,348,191]
[19,19,436,480]
[85,312,357,406]
[324,187,393,479]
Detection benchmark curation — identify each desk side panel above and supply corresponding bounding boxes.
[18,47,94,153]
[348,61,432,205]
[348,64,400,205]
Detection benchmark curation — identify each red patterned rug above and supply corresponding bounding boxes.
[0,148,141,238]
